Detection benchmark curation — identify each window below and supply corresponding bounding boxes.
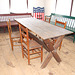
[55,0,72,16]
[10,0,27,13]
[0,0,27,14]
[0,0,10,14]
[71,0,75,17]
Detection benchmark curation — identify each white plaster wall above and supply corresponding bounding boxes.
[28,0,44,15]
[44,0,56,16]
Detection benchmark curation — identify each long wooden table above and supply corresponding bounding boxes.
[15,18,72,68]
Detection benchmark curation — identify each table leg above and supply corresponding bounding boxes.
[41,52,53,69]
[52,50,61,62]
[44,39,61,62]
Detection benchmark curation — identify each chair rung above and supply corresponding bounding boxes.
[23,49,28,55]
[24,53,28,59]
[21,31,27,38]
[34,50,41,55]
[37,48,41,51]
[22,40,27,45]
[29,47,41,50]
[30,56,41,59]
[30,51,41,55]
[13,45,20,46]
[13,40,20,42]
[12,37,20,39]
[45,21,49,22]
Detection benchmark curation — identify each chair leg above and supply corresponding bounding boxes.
[59,41,62,50]
[10,39,13,51]
[41,46,43,62]
[22,45,24,58]
[28,50,30,65]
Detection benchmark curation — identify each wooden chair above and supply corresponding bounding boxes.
[52,19,67,50]
[19,25,43,65]
[7,19,21,51]
[44,16,50,23]
[41,35,64,68]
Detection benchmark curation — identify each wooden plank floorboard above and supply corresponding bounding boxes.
[0,34,25,75]
[0,32,75,75]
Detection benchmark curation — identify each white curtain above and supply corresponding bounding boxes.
[55,0,71,16]
[71,0,75,17]
[10,0,27,13]
[0,0,10,14]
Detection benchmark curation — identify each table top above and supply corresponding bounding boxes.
[15,18,72,40]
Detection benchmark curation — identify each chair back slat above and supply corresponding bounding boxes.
[55,19,67,29]
[45,16,51,23]
[22,38,27,45]
[20,26,27,32]
[53,35,64,49]
[21,31,27,38]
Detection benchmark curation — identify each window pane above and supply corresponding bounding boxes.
[0,0,10,14]
[10,0,27,13]
[55,0,71,16]
[71,0,75,17]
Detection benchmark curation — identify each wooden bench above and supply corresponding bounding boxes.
[0,13,32,32]
[45,13,75,43]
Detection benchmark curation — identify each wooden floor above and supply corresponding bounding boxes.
[0,32,75,75]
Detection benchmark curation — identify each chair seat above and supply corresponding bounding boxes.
[11,31,20,38]
[22,39,42,50]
